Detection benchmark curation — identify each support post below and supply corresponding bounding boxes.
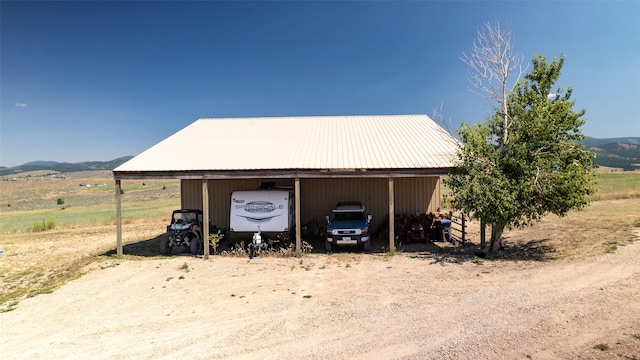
[480,219,486,249]
[461,213,466,243]
[388,178,395,253]
[202,180,210,259]
[115,179,123,257]
[295,177,301,257]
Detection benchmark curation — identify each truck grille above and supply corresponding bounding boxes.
[335,229,360,235]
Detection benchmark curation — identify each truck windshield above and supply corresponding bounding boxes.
[331,212,365,222]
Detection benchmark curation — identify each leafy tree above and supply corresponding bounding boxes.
[447,52,597,258]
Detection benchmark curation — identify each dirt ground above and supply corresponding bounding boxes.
[1,225,639,359]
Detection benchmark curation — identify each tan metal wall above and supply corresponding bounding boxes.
[181,176,440,236]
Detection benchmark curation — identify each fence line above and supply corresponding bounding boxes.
[448,211,467,245]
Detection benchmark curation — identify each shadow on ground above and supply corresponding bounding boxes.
[102,233,557,262]
[497,238,558,261]
[102,233,168,258]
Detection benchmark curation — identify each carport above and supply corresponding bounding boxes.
[113,114,458,258]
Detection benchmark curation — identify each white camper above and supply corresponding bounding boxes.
[229,190,294,238]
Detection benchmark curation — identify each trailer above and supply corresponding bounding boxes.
[229,190,295,242]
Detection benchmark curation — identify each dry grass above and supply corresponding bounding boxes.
[500,198,640,260]
[443,171,640,261]
[0,170,179,232]
[0,221,167,310]
[0,170,179,310]
[0,170,179,212]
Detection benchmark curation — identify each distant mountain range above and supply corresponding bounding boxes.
[0,156,133,176]
[584,137,640,171]
[1,136,638,175]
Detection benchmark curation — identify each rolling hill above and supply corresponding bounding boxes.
[583,137,640,171]
[0,156,133,176]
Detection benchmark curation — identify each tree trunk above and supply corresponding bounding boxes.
[486,223,505,259]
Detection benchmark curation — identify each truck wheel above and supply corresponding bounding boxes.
[160,237,170,255]
[190,237,202,255]
[325,240,333,254]
[363,239,372,253]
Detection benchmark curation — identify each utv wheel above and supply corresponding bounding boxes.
[190,237,202,255]
[160,237,170,255]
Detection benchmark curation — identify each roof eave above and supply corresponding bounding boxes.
[112,167,457,181]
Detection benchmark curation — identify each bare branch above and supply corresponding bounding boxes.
[431,104,462,149]
[461,21,527,147]
[431,104,454,134]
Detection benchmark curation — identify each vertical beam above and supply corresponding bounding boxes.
[115,179,123,257]
[480,219,486,249]
[388,177,395,253]
[295,177,301,257]
[202,180,210,259]
[461,213,466,243]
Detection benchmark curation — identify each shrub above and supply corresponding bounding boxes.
[31,220,56,232]
[57,198,64,205]
[593,343,609,351]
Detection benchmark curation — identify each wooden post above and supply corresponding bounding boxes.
[480,219,486,249]
[295,177,301,257]
[461,213,466,243]
[202,180,210,259]
[388,178,395,253]
[115,179,123,257]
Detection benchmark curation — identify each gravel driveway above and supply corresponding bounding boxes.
[1,232,639,359]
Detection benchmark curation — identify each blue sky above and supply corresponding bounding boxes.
[1,1,638,167]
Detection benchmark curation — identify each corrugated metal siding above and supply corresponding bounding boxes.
[394,177,441,214]
[181,177,441,236]
[180,180,202,210]
[115,115,459,172]
[299,178,389,233]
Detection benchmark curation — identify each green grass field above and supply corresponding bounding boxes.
[0,198,179,233]
[592,171,640,200]
[0,173,180,233]
[441,171,639,206]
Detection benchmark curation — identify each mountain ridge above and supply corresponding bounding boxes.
[0,156,133,176]
[584,137,640,171]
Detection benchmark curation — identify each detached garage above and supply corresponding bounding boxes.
[113,114,459,257]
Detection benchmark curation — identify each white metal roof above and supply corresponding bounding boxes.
[114,114,459,173]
